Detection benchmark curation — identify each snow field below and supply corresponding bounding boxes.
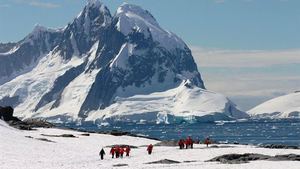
[1,122,299,169]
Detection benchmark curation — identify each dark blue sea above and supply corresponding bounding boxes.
[63,119,300,146]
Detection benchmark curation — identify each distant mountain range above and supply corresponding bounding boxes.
[0,1,249,124]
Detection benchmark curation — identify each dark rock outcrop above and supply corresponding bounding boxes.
[0,106,54,130]
[113,164,129,167]
[146,159,181,164]
[207,153,300,164]
[260,144,299,149]
[0,106,14,121]
[41,134,77,138]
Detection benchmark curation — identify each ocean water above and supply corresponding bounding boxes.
[65,119,300,146]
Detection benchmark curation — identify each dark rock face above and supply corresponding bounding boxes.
[0,106,14,121]
[207,153,300,164]
[0,42,16,53]
[78,23,204,117]
[54,3,111,60]
[0,96,20,108]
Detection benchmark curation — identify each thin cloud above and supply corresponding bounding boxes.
[190,46,300,110]
[11,0,61,8]
[190,46,300,68]
[29,1,60,8]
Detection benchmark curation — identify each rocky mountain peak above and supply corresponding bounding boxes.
[0,1,249,124]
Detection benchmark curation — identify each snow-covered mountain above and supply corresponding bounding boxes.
[0,1,248,124]
[248,92,300,118]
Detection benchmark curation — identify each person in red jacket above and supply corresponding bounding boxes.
[125,146,131,156]
[204,137,211,147]
[178,139,184,149]
[115,146,120,158]
[147,144,153,155]
[185,139,189,149]
[120,147,124,158]
[110,147,115,158]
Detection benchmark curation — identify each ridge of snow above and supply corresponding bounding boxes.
[0,45,20,55]
[109,43,135,69]
[248,92,300,118]
[115,3,186,50]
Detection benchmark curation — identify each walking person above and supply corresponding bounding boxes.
[99,148,105,160]
[204,137,211,147]
[190,137,194,149]
[115,146,120,158]
[147,144,153,155]
[110,147,115,158]
[185,139,189,149]
[125,146,131,156]
[120,147,124,158]
[178,139,184,149]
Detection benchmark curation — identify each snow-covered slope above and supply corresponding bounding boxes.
[248,92,300,118]
[87,80,247,124]
[1,122,299,169]
[0,1,248,124]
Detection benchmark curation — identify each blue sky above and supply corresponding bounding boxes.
[0,0,300,110]
[1,0,299,50]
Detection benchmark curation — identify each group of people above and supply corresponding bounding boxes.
[99,137,212,160]
[178,136,212,149]
[99,144,154,160]
[99,145,131,160]
[109,145,131,159]
[178,136,194,149]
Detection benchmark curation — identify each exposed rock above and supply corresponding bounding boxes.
[207,153,300,164]
[208,153,271,164]
[41,134,77,138]
[0,106,14,121]
[260,144,299,149]
[183,160,197,163]
[80,133,90,136]
[0,106,55,130]
[35,138,56,143]
[273,154,300,161]
[113,164,129,167]
[23,118,54,128]
[146,159,181,164]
